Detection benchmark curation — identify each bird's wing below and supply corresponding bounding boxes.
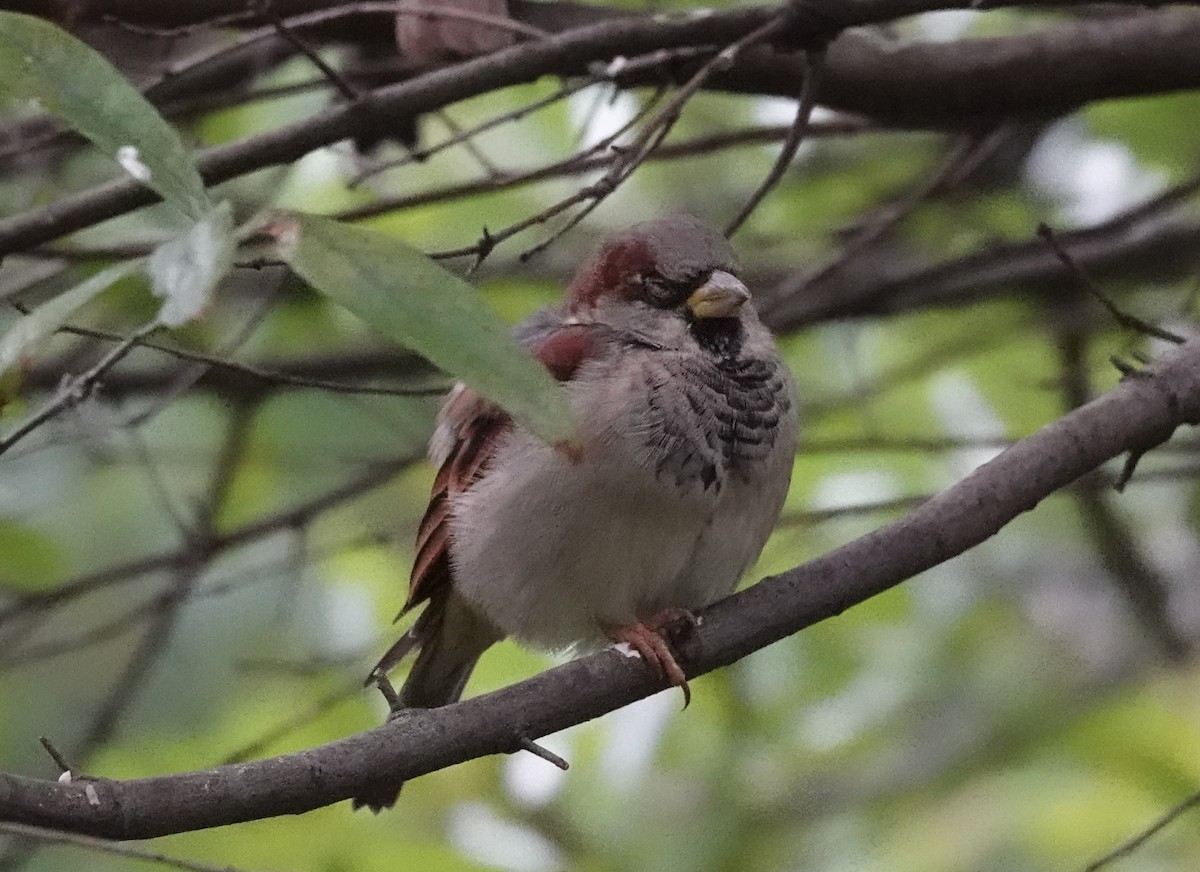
[402,384,506,616]
[402,319,599,616]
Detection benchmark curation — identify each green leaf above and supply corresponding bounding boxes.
[0,259,142,374]
[0,12,211,220]
[274,212,576,447]
[148,201,236,326]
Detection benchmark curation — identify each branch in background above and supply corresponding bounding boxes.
[0,321,159,459]
[1038,222,1186,344]
[513,13,794,264]
[0,2,785,257]
[336,116,878,224]
[761,126,1009,317]
[725,47,825,237]
[1082,788,1200,872]
[3,3,1200,257]
[0,456,416,634]
[16,330,447,401]
[768,171,1200,329]
[3,335,1200,838]
[0,823,263,872]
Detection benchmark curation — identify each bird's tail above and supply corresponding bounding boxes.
[353,589,500,812]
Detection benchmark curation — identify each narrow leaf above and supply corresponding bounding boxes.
[0,260,142,374]
[148,202,235,326]
[274,213,575,446]
[0,12,211,219]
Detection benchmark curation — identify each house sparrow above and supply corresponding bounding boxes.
[356,215,797,809]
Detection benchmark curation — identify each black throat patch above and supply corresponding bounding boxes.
[688,317,745,361]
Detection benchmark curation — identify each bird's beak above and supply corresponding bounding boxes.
[687,271,751,319]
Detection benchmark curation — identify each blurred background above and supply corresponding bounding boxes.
[2,1,1200,870]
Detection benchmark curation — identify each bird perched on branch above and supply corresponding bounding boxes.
[357,215,797,810]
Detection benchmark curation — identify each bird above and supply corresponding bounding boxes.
[355,215,798,810]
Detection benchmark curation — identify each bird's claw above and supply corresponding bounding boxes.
[606,612,695,708]
[367,671,407,716]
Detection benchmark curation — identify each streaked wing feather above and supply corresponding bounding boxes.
[404,391,509,611]
[401,319,599,616]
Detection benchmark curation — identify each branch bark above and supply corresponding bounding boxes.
[4,337,1200,840]
[2,2,1200,257]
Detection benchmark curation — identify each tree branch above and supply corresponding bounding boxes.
[4,336,1200,840]
[2,2,1200,257]
[768,185,1200,329]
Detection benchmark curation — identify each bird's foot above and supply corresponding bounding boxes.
[605,609,697,708]
[366,671,418,723]
[366,670,404,715]
[643,606,699,637]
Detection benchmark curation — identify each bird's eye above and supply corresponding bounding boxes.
[643,274,693,309]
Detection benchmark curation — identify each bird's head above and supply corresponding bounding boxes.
[564,216,752,331]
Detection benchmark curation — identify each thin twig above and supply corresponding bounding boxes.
[72,565,203,765]
[101,9,257,37]
[18,320,448,398]
[349,52,700,186]
[0,321,159,459]
[424,82,672,267]
[1,532,387,672]
[1037,222,1185,344]
[0,458,414,628]
[122,286,281,431]
[432,110,504,177]
[725,48,825,237]
[516,13,793,263]
[515,735,570,770]
[778,494,931,525]
[255,0,358,101]
[763,127,1000,315]
[1081,789,1200,872]
[336,117,874,223]
[219,684,363,764]
[68,407,252,762]
[36,738,73,776]
[0,822,270,872]
[125,427,198,539]
[352,75,595,184]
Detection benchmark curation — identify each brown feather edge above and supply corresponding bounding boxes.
[376,324,597,675]
[402,402,510,615]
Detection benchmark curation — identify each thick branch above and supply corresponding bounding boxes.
[3,337,1200,839]
[2,3,1200,256]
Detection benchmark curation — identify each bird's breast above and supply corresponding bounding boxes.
[578,345,793,495]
